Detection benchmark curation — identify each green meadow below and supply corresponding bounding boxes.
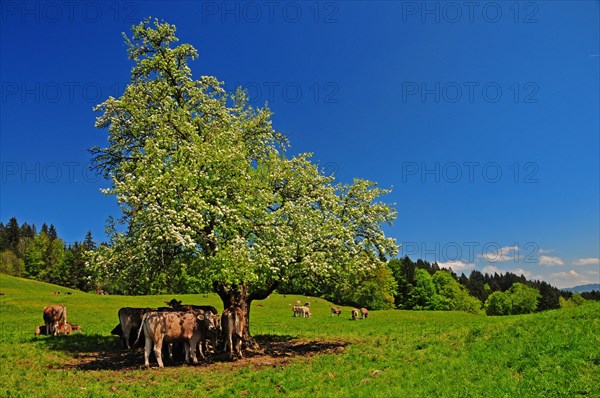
[1,273,598,397]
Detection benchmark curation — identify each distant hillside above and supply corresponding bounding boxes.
[564,284,600,293]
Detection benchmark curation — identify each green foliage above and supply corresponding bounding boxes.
[485,291,512,315]
[560,293,587,308]
[0,250,24,276]
[485,283,540,315]
[433,270,482,314]
[408,268,442,310]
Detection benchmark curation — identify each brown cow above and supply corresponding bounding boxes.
[351,308,359,320]
[35,322,81,335]
[164,299,219,315]
[136,310,215,368]
[221,306,245,359]
[118,307,152,349]
[330,306,342,317]
[360,307,369,319]
[43,305,67,336]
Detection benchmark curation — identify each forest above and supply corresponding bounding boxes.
[2,216,596,315]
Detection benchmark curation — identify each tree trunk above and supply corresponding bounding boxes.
[214,281,278,351]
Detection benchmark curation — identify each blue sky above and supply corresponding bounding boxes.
[1,1,598,288]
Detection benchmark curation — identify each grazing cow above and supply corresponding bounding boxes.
[135,310,215,368]
[43,305,67,336]
[51,291,60,295]
[64,292,72,295]
[330,307,342,317]
[351,308,359,320]
[360,308,369,319]
[304,302,310,307]
[300,306,311,318]
[221,306,245,360]
[292,305,301,317]
[118,307,152,349]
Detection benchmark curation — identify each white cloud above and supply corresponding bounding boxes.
[538,255,564,266]
[538,248,554,254]
[438,260,475,272]
[479,245,520,263]
[548,270,592,289]
[573,257,600,266]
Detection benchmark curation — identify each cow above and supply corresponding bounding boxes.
[299,306,311,318]
[165,298,182,308]
[330,306,342,317]
[51,291,60,295]
[43,305,67,336]
[164,299,219,316]
[351,308,359,320]
[221,306,245,360]
[118,307,152,349]
[292,305,301,317]
[135,310,215,368]
[360,307,369,319]
[294,300,301,306]
[35,322,81,336]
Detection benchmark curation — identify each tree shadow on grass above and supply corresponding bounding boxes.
[33,333,348,371]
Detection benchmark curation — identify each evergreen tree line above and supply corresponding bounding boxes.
[388,256,596,315]
[0,217,97,291]
[1,217,596,314]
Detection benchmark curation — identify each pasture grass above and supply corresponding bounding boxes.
[1,273,599,397]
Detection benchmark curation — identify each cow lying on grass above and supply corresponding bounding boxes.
[35,322,81,335]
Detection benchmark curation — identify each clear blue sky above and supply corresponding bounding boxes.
[1,1,598,288]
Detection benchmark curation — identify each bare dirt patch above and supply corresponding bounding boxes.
[64,335,348,371]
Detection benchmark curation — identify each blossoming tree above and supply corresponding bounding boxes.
[90,19,398,342]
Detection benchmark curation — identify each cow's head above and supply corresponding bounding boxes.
[197,312,218,331]
[165,298,182,308]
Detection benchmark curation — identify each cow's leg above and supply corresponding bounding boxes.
[144,336,152,367]
[197,337,205,360]
[154,337,164,368]
[123,327,131,349]
[168,343,174,361]
[235,336,243,359]
[189,338,198,364]
[224,334,232,359]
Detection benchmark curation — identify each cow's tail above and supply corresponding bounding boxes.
[133,312,148,348]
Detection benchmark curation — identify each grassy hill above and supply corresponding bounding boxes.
[1,273,599,397]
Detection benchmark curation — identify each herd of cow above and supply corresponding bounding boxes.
[37,299,245,368]
[37,298,369,368]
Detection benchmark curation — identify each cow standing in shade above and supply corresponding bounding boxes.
[118,307,152,349]
[221,306,245,360]
[136,310,216,368]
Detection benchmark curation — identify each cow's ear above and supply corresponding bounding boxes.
[197,314,204,321]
